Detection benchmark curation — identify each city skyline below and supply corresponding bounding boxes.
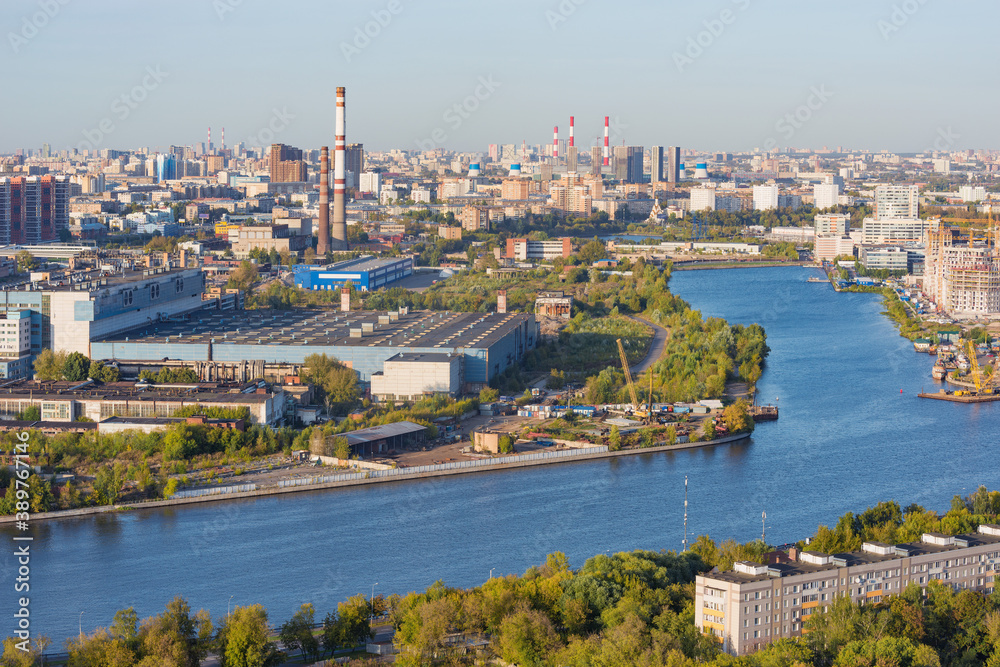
[3,0,999,154]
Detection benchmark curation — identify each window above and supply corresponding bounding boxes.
[122,290,133,306]
[176,277,184,293]
[150,284,160,299]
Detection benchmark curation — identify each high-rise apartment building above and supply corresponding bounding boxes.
[269,144,307,183]
[0,175,70,244]
[959,186,987,203]
[690,187,716,212]
[874,184,919,220]
[753,185,780,211]
[614,146,644,184]
[650,146,664,184]
[590,147,602,177]
[346,143,364,188]
[813,183,840,210]
[667,146,681,183]
[814,213,850,237]
[155,154,177,183]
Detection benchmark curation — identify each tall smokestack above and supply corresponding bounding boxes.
[208,126,212,152]
[317,146,331,256]
[569,116,575,148]
[332,87,348,250]
[553,126,559,159]
[221,127,225,151]
[603,117,610,166]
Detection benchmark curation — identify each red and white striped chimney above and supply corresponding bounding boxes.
[569,116,575,148]
[221,127,225,150]
[553,126,559,159]
[207,126,212,149]
[332,86,348,250]
[603,117,610,166]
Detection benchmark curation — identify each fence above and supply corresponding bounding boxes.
[277,446,609,489]
[172,483,257,499]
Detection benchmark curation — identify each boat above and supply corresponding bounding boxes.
[932,365,947,380]
[806,277,828,283]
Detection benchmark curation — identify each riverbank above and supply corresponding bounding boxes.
[0,432,752,524]
[672,260,808,271]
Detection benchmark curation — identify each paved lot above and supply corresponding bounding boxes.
[392,270,448,292]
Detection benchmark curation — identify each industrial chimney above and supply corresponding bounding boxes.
[497,290,507,314]
[552,126,559,160]
[332,87,349,250]
[317,146,331,256]
[341,287,351,312]
[603,117,610,166]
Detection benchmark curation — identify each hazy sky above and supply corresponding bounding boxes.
[3,0,996,155]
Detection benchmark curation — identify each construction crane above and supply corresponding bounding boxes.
[616,338,653,423]
[965,340,997,395]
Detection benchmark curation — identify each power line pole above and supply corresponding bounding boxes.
[682,476,688,552]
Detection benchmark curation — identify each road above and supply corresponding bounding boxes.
[628,316,669,374]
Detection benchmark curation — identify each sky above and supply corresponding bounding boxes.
[2,0,997,155]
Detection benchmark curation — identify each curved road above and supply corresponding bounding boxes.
[628,316,669,374]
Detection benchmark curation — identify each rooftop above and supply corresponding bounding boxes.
[4,265,198,293]
[0,379,274,403]
[96,308,534,350]
[343,420,426,446]
[298,255,410,274]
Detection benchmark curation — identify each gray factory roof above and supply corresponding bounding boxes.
[98,308,534,350]
[8,266,198,294]
[344,420,426,445]
[386,353,459,364]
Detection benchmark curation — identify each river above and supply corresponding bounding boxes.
[4,266,998,642]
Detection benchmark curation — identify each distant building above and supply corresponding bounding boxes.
[861,218,927,245]
[690,187,716,212]
[506,238,572,261]
[438,226,462,240]
[813,183,840,210]
[753,185,779,211]
[345,144,364,188]
[232,224,310,258]
[959,185,987,203]
[460,205,490,232]
[814,234,856,262]
[370,353,462,402]
[359,171,381,195]
[268,144,307,183]
[293,256,413,292]
[0,310,32,379]
[535,291,572,319]
[667,146,681,183]
[0,175,70,244]
[650,146,664,184]
[858,246,910,272]
[815,213,850,237]
[874,184,919,220]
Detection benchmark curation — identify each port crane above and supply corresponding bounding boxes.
[965,340,997,395]
[617,338,653,423]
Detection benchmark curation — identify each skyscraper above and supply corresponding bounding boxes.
[667,146,680,183]
[650,146,664,184]
[155,154,177,183]
[268,144,307,183]
[590,146,602,177]
[613,146,629,181]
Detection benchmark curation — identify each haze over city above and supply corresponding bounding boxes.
[4,0,999,153]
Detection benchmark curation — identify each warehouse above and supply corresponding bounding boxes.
[91,308,538,390]
[293,256,413,292]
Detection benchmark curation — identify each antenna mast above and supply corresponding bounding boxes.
[683,476,688,551]
[762,511,767,543]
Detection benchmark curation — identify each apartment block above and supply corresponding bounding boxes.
[0,175,70,244]
[696,525,1000,656]
[874,184,919,220]
[815,213,850,237]
[506,237,572,261]
[861,218,927,245]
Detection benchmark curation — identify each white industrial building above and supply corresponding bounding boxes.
[370,353,462,402]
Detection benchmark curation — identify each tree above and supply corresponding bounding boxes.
[220,605,281,667]
[479,387,499,403]
[279,603,319,662]
[608,425,621,451]
[578,239,607,264]
[89,360,121,383]
[333,437,351,460]
[227,261,259,292]
[91,462,128,505]
[301,354,360,416]
[33,349,66,381]
[496,609,561,667]
[303,247,316,265]
[137,596,212,667]
[722,400,754,434]
[336,595,374,648]
[15,250,37,273]
[63,351,91,382]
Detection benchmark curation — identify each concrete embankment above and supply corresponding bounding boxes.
[0,433,751,524]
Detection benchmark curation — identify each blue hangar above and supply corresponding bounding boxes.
[294,256,413,292]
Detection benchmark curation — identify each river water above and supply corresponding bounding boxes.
[4,266,998,642]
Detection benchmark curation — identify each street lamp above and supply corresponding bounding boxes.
[370,582,379,623]
[78,611,84,638]
[489,568,496,580]
[228,595,234,619]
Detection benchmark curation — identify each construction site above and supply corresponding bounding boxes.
[923,218,1000,320]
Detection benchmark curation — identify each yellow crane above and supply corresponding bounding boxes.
[617,338,653,422]
[965,340,997,395]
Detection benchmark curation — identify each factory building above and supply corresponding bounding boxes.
[505,237,572,261]
[0,379,283,425]
[0,310,32,379]
[91,308,538,390]
[0,266,207,357]
[695,525,1000,656]
[370,353,462,402]
[293,256,413,292]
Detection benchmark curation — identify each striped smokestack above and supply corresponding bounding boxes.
[332,86,348,250]
[553,126,559,159]
[603,117,610,166]
[317,146,331,256]
[569,116,574,147]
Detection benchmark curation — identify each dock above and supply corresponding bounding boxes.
[749,405,779,421]
[918,391,1000,404]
